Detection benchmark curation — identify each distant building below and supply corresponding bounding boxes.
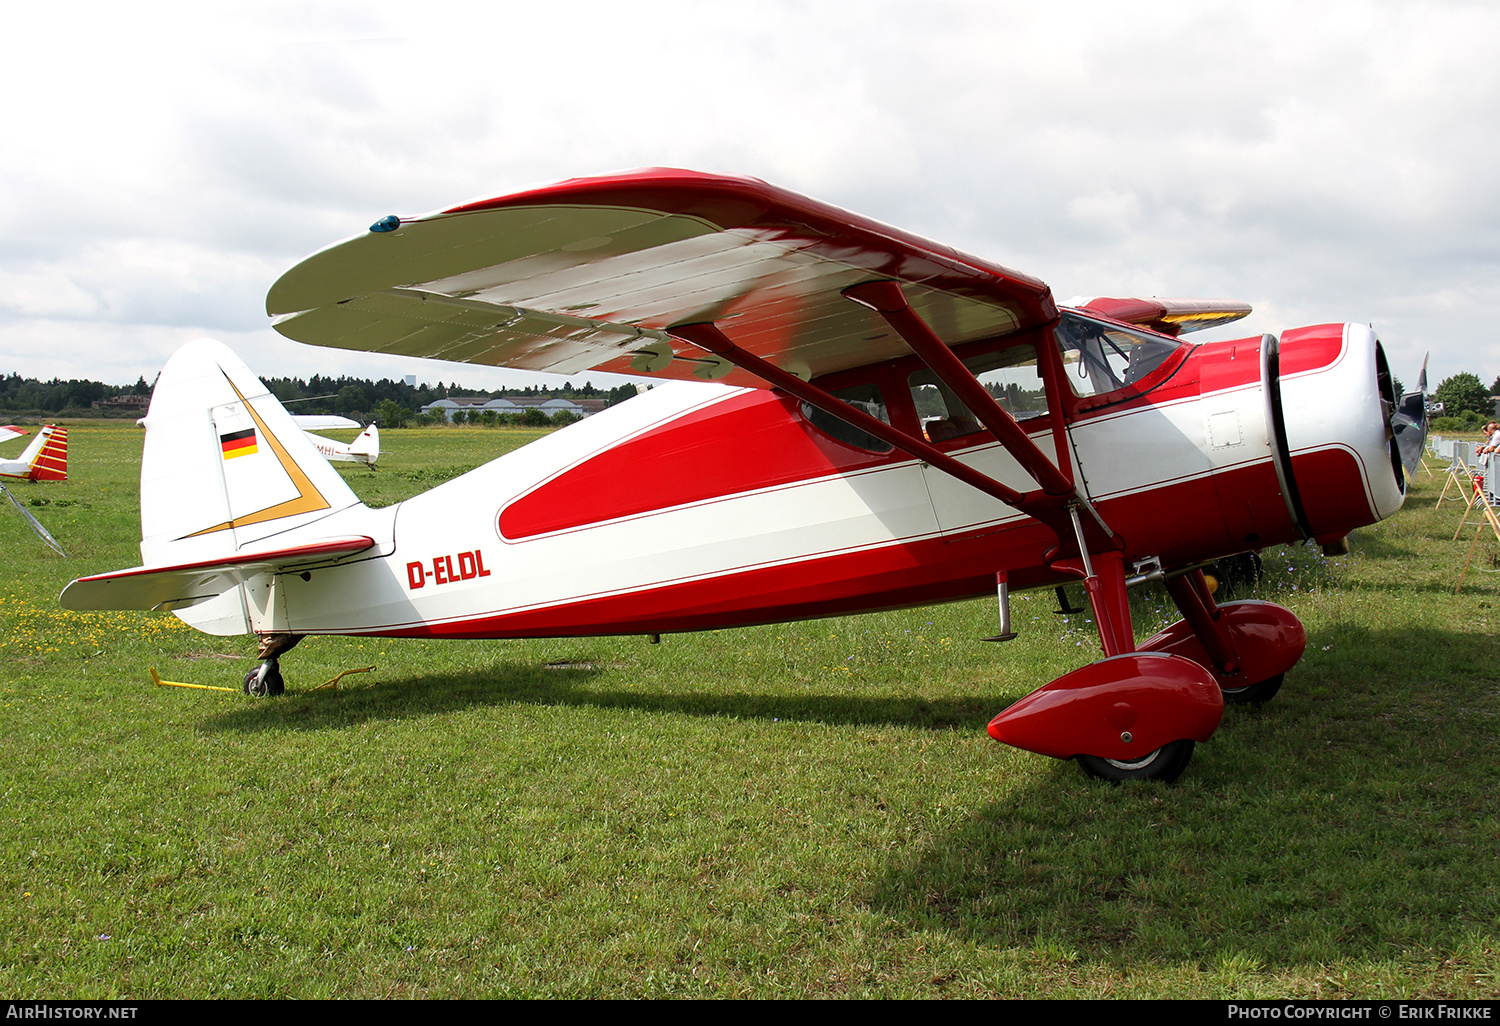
[92,395,150,412]
[419,395,600,422]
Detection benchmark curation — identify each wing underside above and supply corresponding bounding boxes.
[267,169,1056,388]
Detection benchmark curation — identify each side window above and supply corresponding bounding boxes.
[1055,311,1181,398]
[908,344,1047,443]
[800,383,893,453]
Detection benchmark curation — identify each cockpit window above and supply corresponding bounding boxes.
[909,344,1047,443]
[1055,311,1182,398]
[800,383,894,453]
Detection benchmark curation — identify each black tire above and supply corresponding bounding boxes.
[242,661,285,697]
[1221,673,1283,706]
[1077,740,1196,783]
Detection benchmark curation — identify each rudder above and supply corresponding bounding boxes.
[349,423,380,463]
[21,426,67,481]
[139,339,364,569]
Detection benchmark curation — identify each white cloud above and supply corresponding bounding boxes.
[0,0,1496,389]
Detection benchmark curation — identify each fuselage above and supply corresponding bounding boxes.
[231,314,1403,640]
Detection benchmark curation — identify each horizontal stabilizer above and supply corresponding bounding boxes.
[0,426,29,445]
[1069,297,1252,336]
[60,535,374,612]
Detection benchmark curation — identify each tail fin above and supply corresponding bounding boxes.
[20,426,67,481]
[349,423,380,464]
[139,339,365,569]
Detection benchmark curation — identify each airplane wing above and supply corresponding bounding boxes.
[291,415,362,431]
[59,535,375,612]
[267,168,1055,389]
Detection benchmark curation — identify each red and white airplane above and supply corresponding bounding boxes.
[61,169,1422,782]
[1,425,67,481]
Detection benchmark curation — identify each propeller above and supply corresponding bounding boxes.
[1391,354,1429,480]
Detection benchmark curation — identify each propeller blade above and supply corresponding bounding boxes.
[1391,353,1430,479]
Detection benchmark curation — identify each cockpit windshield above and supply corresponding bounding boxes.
[1055,311,1184,398]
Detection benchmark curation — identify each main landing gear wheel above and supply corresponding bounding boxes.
[243,660,285,697]
[1220,673,1284,706]
[1077,740,1195,783]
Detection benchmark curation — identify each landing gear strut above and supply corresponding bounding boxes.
[988,528,1225,783]
[243,633,302,697]
[992,563,1304,779]
[1143,570,1305,705]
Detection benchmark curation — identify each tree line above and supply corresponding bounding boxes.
[15,361,1493,431]
[0,373,154,415]
[1430,373,1500,431]
[0,369,639,421]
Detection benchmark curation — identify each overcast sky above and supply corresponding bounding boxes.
[2,0,1494,392]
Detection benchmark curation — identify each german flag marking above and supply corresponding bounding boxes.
[181,375,332,539]
[220,428,258,459]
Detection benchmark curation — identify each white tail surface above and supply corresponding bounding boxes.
[349,423,379,462]
[139,339,364,570]
[299,422,379,464]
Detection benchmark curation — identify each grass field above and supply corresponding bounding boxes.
[0,424,1496,998]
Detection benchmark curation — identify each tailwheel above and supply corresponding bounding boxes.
[1077,740,1195,783]
[242,659,286,697]
[1220,673,1283,706]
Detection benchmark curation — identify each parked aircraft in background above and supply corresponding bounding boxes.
[292,416,380,466]
[61,169,1423,782]
[0,425,68,554]
[1,425,67,481]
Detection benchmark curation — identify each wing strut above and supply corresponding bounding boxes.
[839,279,1114,547]
[842,281,1075,498]
[667,317,1113,553]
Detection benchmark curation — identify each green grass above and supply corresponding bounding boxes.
[0,426,1496,997]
